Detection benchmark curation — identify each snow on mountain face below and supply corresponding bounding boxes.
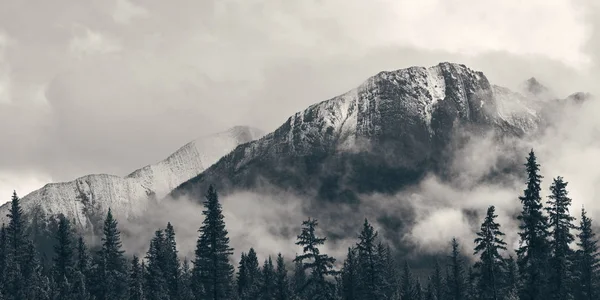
[171,63,546,201]
[0,126,264,230]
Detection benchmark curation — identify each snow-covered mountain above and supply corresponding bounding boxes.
[171,63,549,202]
[0,126,264,230]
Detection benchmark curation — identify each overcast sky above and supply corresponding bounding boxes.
[1,0,599,200]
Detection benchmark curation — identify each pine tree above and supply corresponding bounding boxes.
[400,261,415,300]
[145,229,169,300]
[378,243,400,299]
[275,253,290,300]
[237,252,249,298]
[23,240,50,300]
[340,248,359,300]
[447,238,465,300]
[95,208,128,300]
[465,267,476,300]
[415,280,423,300]
[164,223,180,300]
[5,191,28,299]
[431,259,445,300]
[574,207,599,300]
[545,177,576,300]
[52,214,76,298]
[191,185,235,300]
[129,255,144,300]
[503,256,519,300]
[179,258,195,300]
[355,219,382,300]
[291,255,306,299]
[516,150,550,300]
[260,256,276,300]
[293,218,337,300]
[473,206,507,300]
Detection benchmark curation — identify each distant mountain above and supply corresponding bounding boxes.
[0,126,264,231]
[170,63,548,206]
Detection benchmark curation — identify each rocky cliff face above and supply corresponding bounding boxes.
[0,126,264,230]
[171,63,544,203]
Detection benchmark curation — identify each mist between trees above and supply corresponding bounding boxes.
[0,150,598,300]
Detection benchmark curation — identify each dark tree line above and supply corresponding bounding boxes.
[0,149,599,299]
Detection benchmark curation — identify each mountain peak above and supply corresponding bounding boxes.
[520,77,553,99]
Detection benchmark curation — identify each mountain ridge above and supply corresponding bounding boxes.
[0,126,265,229]
[169,62,547,203]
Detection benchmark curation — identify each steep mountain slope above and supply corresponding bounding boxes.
[0,126,264,230]
[171,63,544,203]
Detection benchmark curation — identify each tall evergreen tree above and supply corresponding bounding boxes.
[291,255,306,299]
[355,219,382,300]
[400,261,415,300]
[415,280,423,300]
[179,258,195,300]
[5,191,28,299]
[260,256,276,300]
[237,252,249,299]
[129,255,144,300]
[52,215,77,299]
[431,259,445,300]
[340,248,359,300]
[546,177,576,300]
[164,223,180,300]
[191,185,235,300]
[275,253,290,300]
[293,218,337,300]
[145,229,169,300]
[574,207,599,300]
[516,150,550,300]
[378,243,399,299]
[95,208,128,300]
[473,206,507,300]
[447,238,465,300]
[503,256,519,300]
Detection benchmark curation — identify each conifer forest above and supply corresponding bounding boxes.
[0,150,598,300]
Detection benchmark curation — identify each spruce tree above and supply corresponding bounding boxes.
[355,219,382,300]
[179,258,195,300]
[129,255,144,300]
[145,229,169,300]
[291,255,306,299]
[546,177,576,300]
[5,191,28,299]
[52,215,76,293]
[431,259,445,300]
[378,243,400,299]
[95,208,128,300]
[237,252,249,298]
[340,248,359,300]
[164,223,180,300]
[447,238,465,300]
[574,208,599,300]
[400,261,415,300]
[293,218,337,300]
[191,185,235,300]
[415,280,423,300]
[503,256,519,300]
[260,256,276,300]
[275,253,290,300]
[473,206,507,300]
[516,150,550,300]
